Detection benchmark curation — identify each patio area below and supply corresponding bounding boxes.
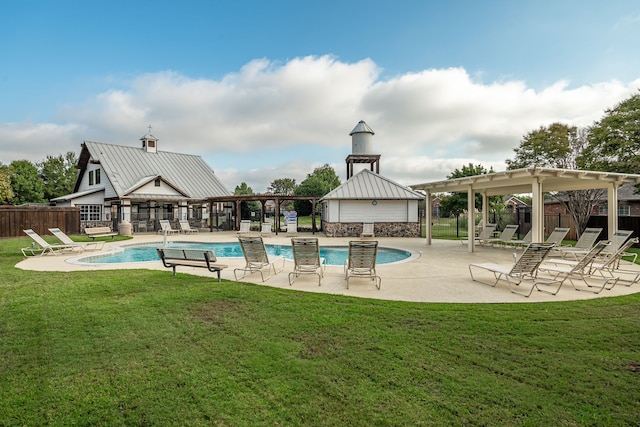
[16,231,640,303]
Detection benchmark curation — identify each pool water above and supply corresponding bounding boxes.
[79,241,413,266]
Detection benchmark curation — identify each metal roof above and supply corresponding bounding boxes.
[320,169,424,201]
[82,141,232,200]
[411,167,640,196]
[349,120,375,135]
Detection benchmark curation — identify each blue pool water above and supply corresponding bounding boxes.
[79,241,413,266]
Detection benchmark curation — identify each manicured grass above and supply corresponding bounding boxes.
[1,237,640,426]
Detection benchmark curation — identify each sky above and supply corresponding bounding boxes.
[1,0,640,193]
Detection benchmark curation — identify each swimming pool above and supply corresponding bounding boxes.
[75,241,415,266]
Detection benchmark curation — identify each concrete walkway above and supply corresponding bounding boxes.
[16,232,640,304]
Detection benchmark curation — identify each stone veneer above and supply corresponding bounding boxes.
[322,221,419,238]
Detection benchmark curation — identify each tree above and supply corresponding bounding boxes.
[9,160,45,204]
[582,91,640,173]
[505,123,604,235]
[39,152,78,201]
[0,163,14,203]
[294,164,341,216]
[234,182,260,220]
[267,178,296,195]
[438,163,494,216]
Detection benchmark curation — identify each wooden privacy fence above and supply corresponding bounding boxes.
[0,206,80,238]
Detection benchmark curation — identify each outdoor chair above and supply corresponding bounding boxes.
[48,227,105,251]
[551,227,602,258]
[487,224,519,248]
[237,220,252,236]
[179,220,198,234]
[288,237,326,286]
[546,237,640,288]
[260,222,273,237]
[344,240,381,289]
[468,242,557,297]
[21,229,79,256]
[544,227,570,246]
[286,221,298,236]
[361,222,375,238]
[537,241,614,294]
[159,220,179,235]
[462,223,496,246]
[234,236,285,282]
[504,229,532,249]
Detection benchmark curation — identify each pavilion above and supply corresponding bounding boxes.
[411,167,640,252]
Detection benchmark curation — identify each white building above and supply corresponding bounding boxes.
[53,132,231,232]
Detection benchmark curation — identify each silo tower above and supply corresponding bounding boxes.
[346,120,381,179]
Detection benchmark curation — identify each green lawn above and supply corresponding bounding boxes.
[1,236,640,426]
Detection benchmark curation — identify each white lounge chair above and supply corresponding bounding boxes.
[237,220,252,236]
[21,229,79,256]
[505,229,532,248]
[545,227,570,246]
[361,222,375,238]
[288,237,326,286]
[159,220,179,235]
[234,236,285,282]
[260,222,273,237]
[179,220,198,234]
[537,241,613,294]
[286,221,298,236]
[48,227,105,251]
[344,240,381,289]
[551,227,602,258]
[462,223,496,246]
[487,224,519,248]
[468,242,557,297]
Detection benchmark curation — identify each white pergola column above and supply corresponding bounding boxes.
[481,191,488,226]
[607,183,619,237]
[531,178,544,242]
[425,191,432,245]
[467,185,475,252]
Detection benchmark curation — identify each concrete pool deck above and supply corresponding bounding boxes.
[16,231,640,304]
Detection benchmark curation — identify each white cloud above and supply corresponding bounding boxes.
[1,56,639,192]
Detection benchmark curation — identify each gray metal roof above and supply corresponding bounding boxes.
[83,141,232,199]
[320,169,424,201]
[349,120,375,135]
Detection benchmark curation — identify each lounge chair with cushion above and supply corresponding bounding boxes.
[551,227,602,258]
[344,240,381,289]
[288,237,326,286]
[234,236,285,282]
[468,242,557,297]
[21,229,79,256]
[179,220,198,234]
[49,227,105,251]
[361,222,375,238]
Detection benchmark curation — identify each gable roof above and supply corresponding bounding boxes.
[320,169,424,201]
[76,141,231,199]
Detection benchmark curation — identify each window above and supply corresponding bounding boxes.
[598,204,630,216]
[95,169,101,184]
[155,178,161,187]
[619,205,630,216]
[80,205,102,221]
[88,171,94,185]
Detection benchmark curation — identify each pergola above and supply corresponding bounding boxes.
[411,167,640,252]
